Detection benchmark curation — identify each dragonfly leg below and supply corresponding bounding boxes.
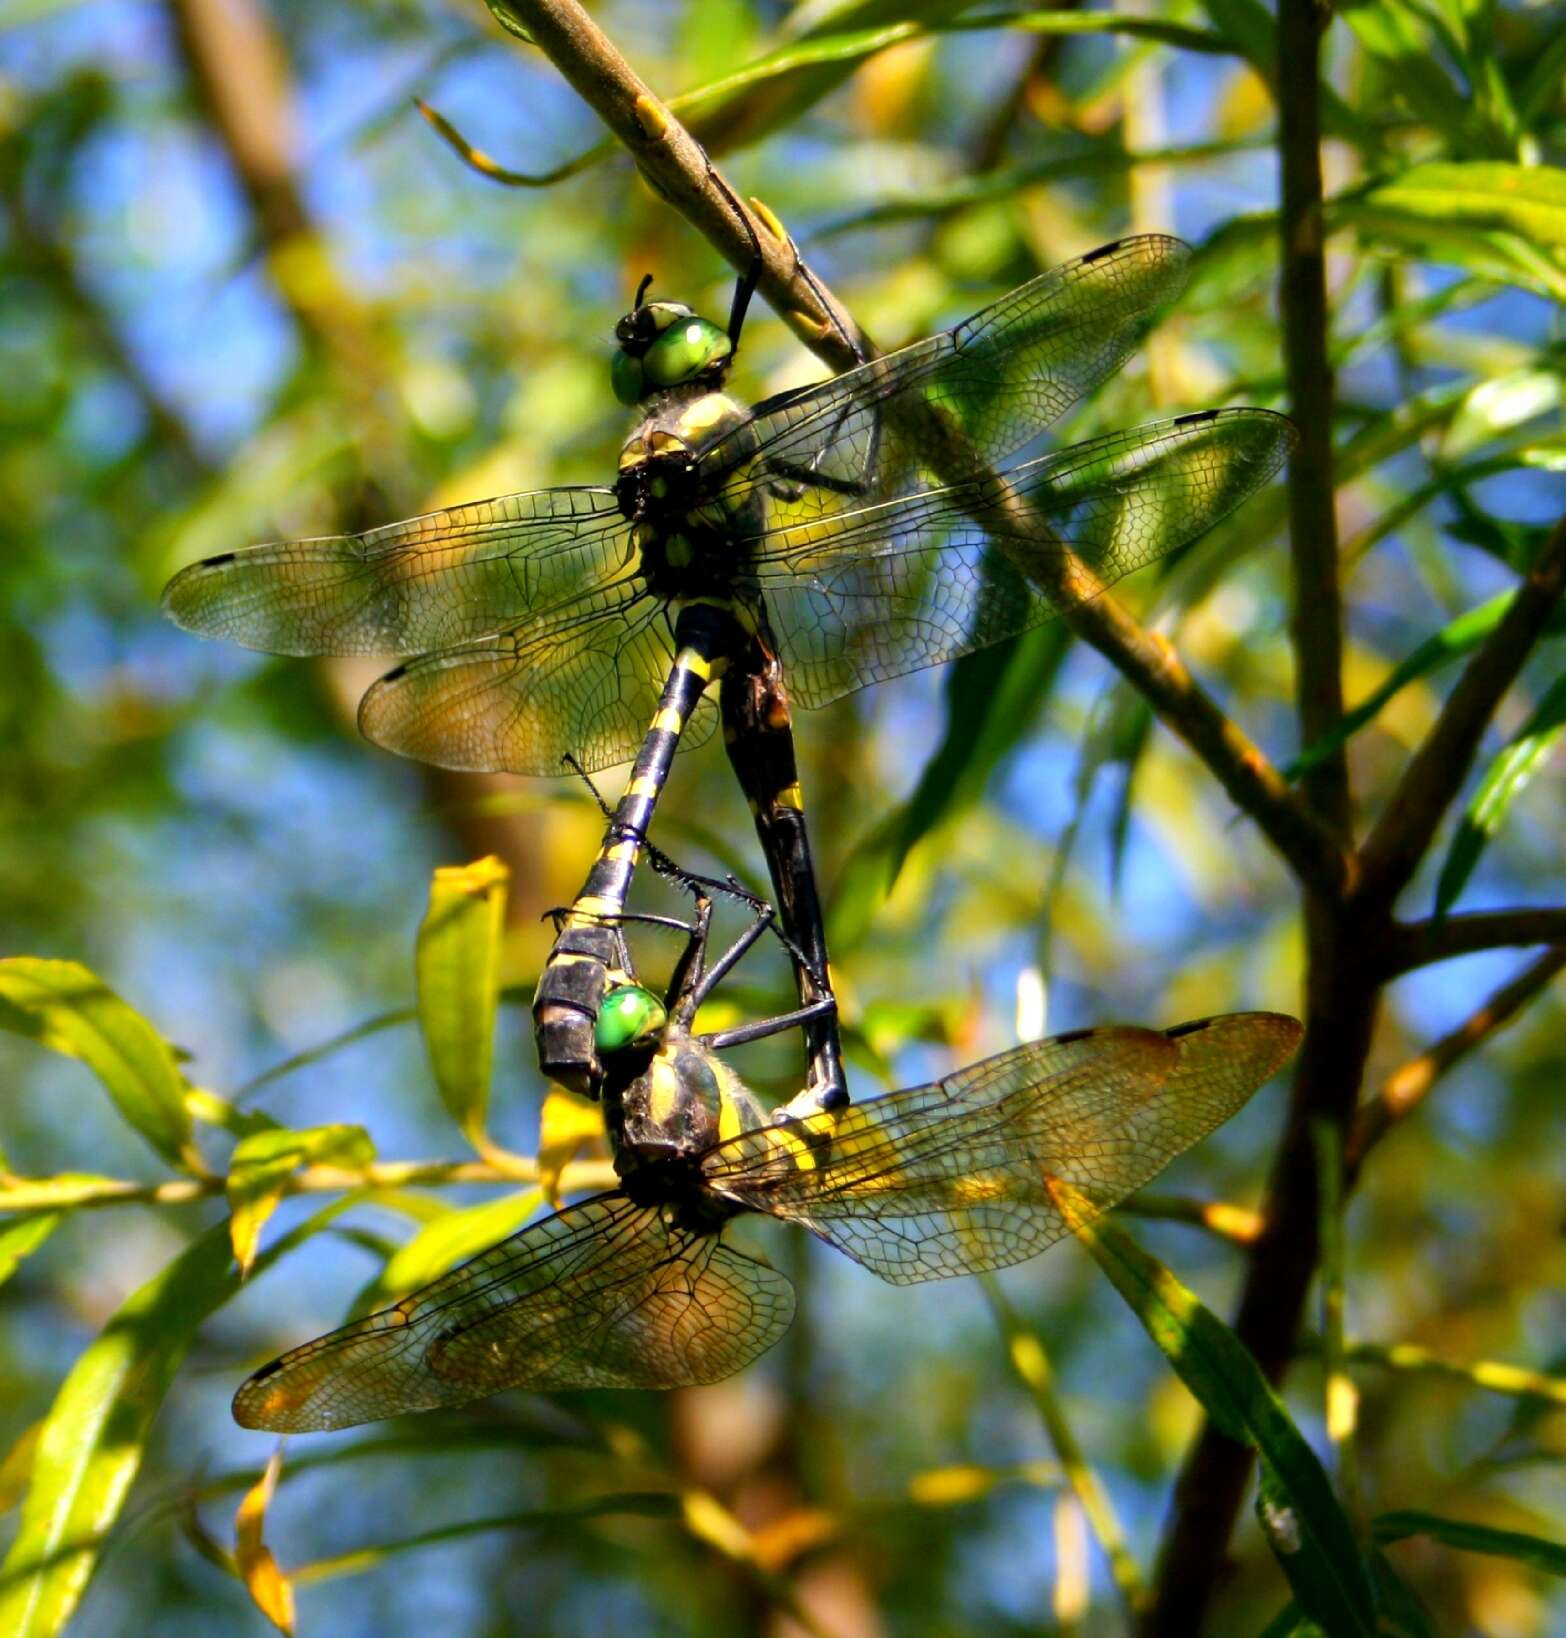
[699,994,838,1054]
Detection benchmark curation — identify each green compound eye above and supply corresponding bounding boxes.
[642,317,731,390]
[611,350,645,406]
[596,985,668,1053]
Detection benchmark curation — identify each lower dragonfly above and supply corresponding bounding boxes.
[163,234,1297,1107]
[232,868,1301,1433]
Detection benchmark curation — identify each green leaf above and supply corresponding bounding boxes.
[1286,591,1516,779]
[415,858,509,1142]
[1433,670,1566,914]
[0,960,193,1170]
[0,1224,238,1636]
[1064,1210,1377,1636]
[1362,163,1566,249]
[1374,1509,1566,1576]
[227,1124,375,1276]
[0,1216,59,1289]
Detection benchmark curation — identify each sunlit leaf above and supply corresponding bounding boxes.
[235,1447,295,1635]
[415,857,510,1143]
[227,1124,375,1276]
[0,1225,238,1637]
[0,960,195,1171]
[0,1215,58,1289]
[1433,671,1566,915]
[1056,1201,1377,1636]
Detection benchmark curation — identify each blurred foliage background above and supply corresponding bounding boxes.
[2,0,1565,1633]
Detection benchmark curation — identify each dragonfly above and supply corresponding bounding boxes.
[232,867,1302,1433]
[164,233,1296,1105]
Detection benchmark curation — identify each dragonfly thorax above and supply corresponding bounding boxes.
[605,1030,766,1191]
[616,385,767,598]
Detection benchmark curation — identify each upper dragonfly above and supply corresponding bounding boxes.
[164,234,1295,1100]
[164,233,1290,780]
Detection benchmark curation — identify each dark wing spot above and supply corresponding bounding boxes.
[1172,410,1219,428]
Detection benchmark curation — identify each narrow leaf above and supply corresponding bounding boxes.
[227,1125,375,1276]
[0,960,193,1169]
[1055,1198,1377,1636]
[0,1216,59,1289]
[235,1447,294,1635]
[1374,1509,1566,1576]
[0,1224,238,1637]
[1286,592,1516,778]
[416,857,509,1142]
[1434,671,1566,914]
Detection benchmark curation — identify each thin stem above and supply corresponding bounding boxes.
[1277,0,1349,842]
[1380,907,1566,977]
[1347,945,1566,1174]
[1312,1121,1359,1522]
[0,1156,619,1214]
[984,1278,1147,1617]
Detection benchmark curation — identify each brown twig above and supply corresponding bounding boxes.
[1380,907,1566,977]
[501,1,1352,907]
[1144,3,1360,1626]
[1347,946,1566,1174]
[1359,513,1566,908]
[1276,0,1349,843]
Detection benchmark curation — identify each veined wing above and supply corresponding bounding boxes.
[704,1014,1301,1285]
[709,235,1192,531]
[232,1193,795,1433]
[163,485,624,656]
[355,592,716,776]
[750,409,1295,710]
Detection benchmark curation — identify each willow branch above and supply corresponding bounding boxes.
[1347,945,1566,1174]
[1381,908,1566,977]
[1359,513,1566,907]
[1277,0,1349,842]
[0,1156,620,1215]
[501,0,1351,905]
[1145,3,1356,1627]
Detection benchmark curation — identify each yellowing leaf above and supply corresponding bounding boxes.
[536,1086,607,1208]
[416,857,509,1143]
[0,959,193,1169]
[236,1447,294,1636]
[227,1125,374,1276]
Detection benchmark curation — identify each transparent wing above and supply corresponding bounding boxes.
[355,594,716,776]
[710,234,1192,530]
[751,409,1296,709]
[705,1014,1301,1285]
[232,1193,795,1432]
[162,485,625,656]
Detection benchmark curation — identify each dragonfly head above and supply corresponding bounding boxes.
[595,983,668,1056]
[613,290,733,406]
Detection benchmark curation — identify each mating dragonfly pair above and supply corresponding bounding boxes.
[166,233,1300,1429]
